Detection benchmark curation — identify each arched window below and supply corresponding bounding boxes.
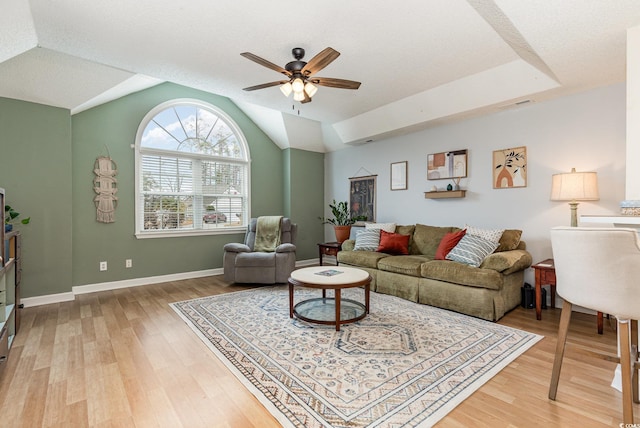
[135,99,250,237]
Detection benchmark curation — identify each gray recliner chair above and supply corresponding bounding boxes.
[223,217,297,284]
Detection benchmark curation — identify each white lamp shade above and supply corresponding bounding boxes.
[291,78,304,93]
[550,168,599,201]
[304,82,318,97]
[293,91,305,101]
[280,82,292,97]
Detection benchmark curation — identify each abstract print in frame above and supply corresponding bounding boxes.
[493,146,527,188]
[349,175,376,223]
[427,149,467,180]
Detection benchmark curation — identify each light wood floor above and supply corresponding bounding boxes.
[0,275,637,427]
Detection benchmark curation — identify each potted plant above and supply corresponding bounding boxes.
[5,205,30,232]
[320,200,367,243]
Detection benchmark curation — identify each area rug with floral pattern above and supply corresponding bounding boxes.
[171,285,541,427]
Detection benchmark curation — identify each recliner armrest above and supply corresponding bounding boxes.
[275,243,296,253]
[224,243,251,253]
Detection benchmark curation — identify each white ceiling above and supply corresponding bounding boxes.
[2,0,640,152]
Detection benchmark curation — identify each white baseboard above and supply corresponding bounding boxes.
[22,292,75,308]
[22,259,317,307]
[71,268,224,295]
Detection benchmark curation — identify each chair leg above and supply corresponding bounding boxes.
[632,319,639,404]
[619,319,634,424]
[549,300,573,400]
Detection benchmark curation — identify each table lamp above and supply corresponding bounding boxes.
[550,168,599,226]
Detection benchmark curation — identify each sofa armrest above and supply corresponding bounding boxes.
[341,239,356,251]
[480,249,532,274]
[223,243,251,253]
[276,243,296,253]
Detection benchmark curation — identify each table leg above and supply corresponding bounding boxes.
[597,312,603,334]
[535,281,543,321]
[319,247,324,266]
[550,284,556,309]
[335,289,341,331]
[289,281,294,318]
[365,282,370,314]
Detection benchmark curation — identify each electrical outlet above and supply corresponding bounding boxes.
[125,259,132,268]
[99,261,107,271]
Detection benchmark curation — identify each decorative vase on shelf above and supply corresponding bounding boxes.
[446,184,453,191]
[453,184,460,191]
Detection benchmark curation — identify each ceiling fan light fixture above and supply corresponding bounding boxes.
[280,82,293,97]
[304,82,318,97]
[241,47,360,103]
[291,78,305,93]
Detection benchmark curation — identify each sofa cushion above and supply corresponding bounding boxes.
[465,225,505,244]
[446,234,499,267]
[420,260,503,290]
[378,255,431,277]
[481,249,532,274]
[410,224,458,257]
[395,225,416,250]
[495,229,523,252]
[366,222,397,233]
[353,229,381,251]
[377,230,410,255]
[337,250,389,269]
[435,229,466,260]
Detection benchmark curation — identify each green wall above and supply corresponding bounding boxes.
[0,82,325,298]
[71,82,287,286]
[283,148,324,260]
[0,98,73,298]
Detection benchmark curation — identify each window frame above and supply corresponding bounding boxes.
[134,98,251,239]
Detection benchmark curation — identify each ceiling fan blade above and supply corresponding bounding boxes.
[301,92,312,104]
[242,81,288,91]
[240,52,290,76]
[301,47,340,76]
[311,77,361,90]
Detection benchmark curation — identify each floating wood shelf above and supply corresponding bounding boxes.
[424,190,466,199]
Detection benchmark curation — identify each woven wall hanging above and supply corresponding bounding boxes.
[93,155,118,223]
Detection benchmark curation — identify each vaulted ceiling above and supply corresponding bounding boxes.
[2,0,640,152]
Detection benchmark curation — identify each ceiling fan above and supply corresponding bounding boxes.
[240,47,361,103]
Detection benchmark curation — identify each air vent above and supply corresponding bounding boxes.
[498,99,534,110]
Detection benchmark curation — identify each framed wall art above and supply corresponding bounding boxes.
[349,175,376,223]
[427,149,467,180]
[390,161,407,191]
[493,146,527,188]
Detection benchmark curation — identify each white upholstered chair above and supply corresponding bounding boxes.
[550,226,640,423]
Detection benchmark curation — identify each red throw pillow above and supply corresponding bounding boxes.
[377,230,410,255]
[435,229,467,260]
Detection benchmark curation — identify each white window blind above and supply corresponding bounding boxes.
[135,100,250,237]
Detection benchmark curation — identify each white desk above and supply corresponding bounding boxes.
[580,215,640,226]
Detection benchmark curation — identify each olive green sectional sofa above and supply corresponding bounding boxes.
[337,224,532,321]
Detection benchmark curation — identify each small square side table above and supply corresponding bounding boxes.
[532,258,603,334]
[318,242,341,266]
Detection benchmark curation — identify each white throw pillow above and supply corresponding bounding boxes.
[446,234,499,267]
[354,229,381,251]
[464,225,505,244]
[365,222,397,233]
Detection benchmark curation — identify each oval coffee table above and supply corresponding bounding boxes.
[288,266,371,331]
